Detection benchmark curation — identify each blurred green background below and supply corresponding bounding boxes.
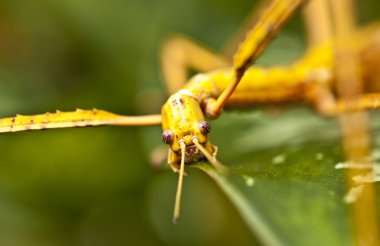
[0,0,379,245]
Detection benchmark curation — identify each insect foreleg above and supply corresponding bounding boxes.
[0,109,161,133]
[206,0,305,118]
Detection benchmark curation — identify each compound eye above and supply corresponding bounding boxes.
[162,130,174,145]
[199,120,211,135]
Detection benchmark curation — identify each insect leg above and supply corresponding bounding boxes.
[302,0,332,48]
[310,84,380,116]
[205,0,305,118]
[160,35,230,94]
[331,0,380,243]
[0,109,161,133]
[222,0,273,59]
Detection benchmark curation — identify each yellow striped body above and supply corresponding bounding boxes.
[182,24,380,110]
[181,42,333,111]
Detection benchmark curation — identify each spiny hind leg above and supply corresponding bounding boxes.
[160,35,230,94]
[0,109,162,133]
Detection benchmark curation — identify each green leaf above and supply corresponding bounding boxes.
[193,107,378,245]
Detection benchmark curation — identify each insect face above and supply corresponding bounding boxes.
[161,93,209,153]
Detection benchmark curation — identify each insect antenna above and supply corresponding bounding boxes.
[192,138,229,174]
[173,141,186,223]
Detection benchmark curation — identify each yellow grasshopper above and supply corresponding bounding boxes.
[1,0,380,223]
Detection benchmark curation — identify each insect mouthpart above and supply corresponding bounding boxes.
[183,143,205,164]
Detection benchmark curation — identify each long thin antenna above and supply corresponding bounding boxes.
[193,138,229,174]
[173,141,186,223]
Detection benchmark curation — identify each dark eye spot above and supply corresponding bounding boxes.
[162,130,174,145]
[199,121,211,135]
